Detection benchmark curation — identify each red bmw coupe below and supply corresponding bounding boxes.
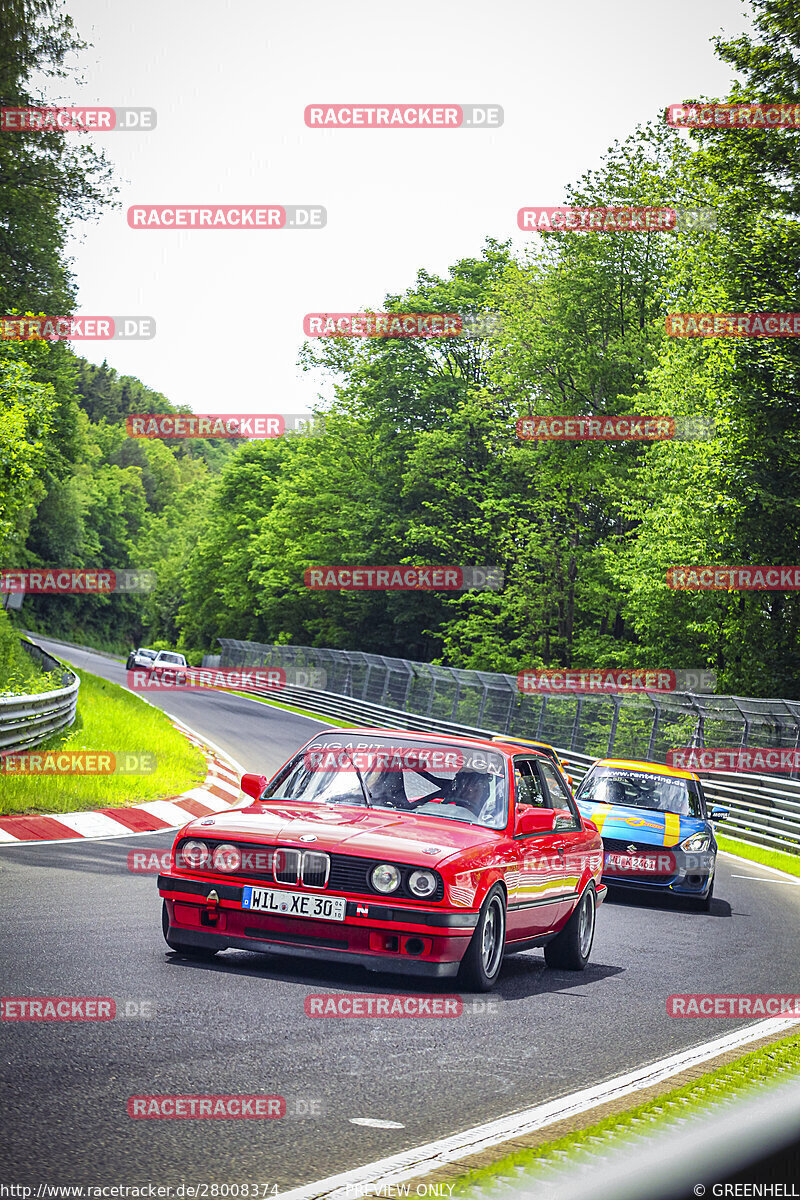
[158,729,605,990]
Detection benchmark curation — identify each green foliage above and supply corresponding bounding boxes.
[0,609,62,695]
[5,0,800,702]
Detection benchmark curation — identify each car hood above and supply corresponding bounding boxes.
[183,803,498,867]
[576,800,707,847]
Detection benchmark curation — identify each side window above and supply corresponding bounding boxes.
[688,782,705,819]
[537,761,581,830]
[513,759,547,808]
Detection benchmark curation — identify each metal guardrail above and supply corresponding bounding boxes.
[213,640,800,856]
[470,1071,800,1200]
[0,639,79,754]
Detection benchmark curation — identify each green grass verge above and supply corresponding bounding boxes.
[226,689,356,728]
[448,1029,800,1195]
[1,667,207,815]
[717,833,800,878]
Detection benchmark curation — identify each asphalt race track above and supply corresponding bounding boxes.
[2,639,800,1189]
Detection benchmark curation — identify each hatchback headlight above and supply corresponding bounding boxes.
[680,832,710,852]
[408,869,437,898]
[179,839,210,870]
[371,864,401,894]
[211,843,242,872]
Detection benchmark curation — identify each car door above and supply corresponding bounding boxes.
[507,757,572,941]
[535,759,593,923]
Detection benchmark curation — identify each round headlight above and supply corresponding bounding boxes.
[212,843,242,872]
[408,869,437,898]
[371,863,401,894]
[179,839,210,870]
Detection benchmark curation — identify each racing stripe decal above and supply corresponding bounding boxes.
[589,804,613,834]
[664,812,681,846]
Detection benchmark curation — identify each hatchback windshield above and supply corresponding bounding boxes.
[264,735,509,829]
[158,653,183,664]
[577,766,703,818]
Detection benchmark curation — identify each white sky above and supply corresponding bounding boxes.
[57,0,752,415]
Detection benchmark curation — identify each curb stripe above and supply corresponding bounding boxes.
[0,815,82,841]
[96,806,171,832]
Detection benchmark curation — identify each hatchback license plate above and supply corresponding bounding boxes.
[241,887,346,921]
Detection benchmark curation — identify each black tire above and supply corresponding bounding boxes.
[544,883,596,971]
[689,876,714,912]
[458,884,506,992]
[161,900,218,960]
[126,656,134,670]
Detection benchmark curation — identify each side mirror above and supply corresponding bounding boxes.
[515,807,555,836]
[710,806,729,822]
[240,772,268,801]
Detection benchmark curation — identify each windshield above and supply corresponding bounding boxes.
[264,735,509,830]
[139,649,157,658]
[577,766,703,818]
[158,653,183,664]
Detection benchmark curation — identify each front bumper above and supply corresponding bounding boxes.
[601,849,716,897]
[158,873,478,978]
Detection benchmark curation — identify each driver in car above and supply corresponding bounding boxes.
[450,769,503,827]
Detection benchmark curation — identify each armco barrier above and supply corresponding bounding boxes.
[484,1071,800,1200]
[211,640,800,857]
[0,638,79,754]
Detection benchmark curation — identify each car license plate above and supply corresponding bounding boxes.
[241,886,346,921]
[605,852,661,874]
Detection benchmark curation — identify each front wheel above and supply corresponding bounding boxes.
[544,884,596,971]
[161,900,219,960]
[688,876,714,912]
[458,884,506,992]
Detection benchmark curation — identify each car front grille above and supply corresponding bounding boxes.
[603,837,666,855]
[176,839,444,901]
